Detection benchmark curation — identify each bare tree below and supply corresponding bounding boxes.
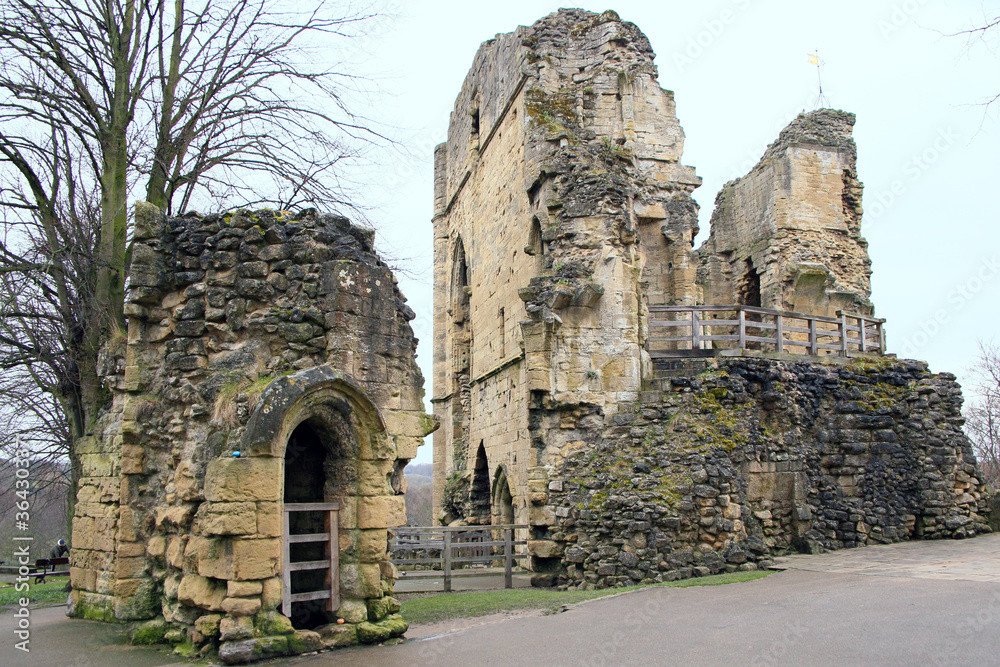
[965,341,1000,490]
[0,0,384,524]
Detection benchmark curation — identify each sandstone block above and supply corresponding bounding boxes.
[228,580,264,597]
[195,613,223,638]
[358,529,389,562]
[358,496,406,529]
[287,630,324,655]
[340,563,381,599]
[222,596,261,616]
[219,615,254,641]
[178,574,226,612]
[336,598,368,624]
[260,577,282,611]
[205,457,282,502]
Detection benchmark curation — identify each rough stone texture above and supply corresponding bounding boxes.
[537,357,989,587]
[70,206,433,661]
[697,109,872,316]
[431,8,989,589]
[432,7,701,527]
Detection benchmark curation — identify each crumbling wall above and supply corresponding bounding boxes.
[697,110,872,316]
[531,357,990,588]
[432,8,702,525]
[70,204,435,662]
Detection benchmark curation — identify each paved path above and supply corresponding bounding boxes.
[769,533,1000,583]
[292,534,1000,667]
[1,604,183,667]
[4,535,999,666]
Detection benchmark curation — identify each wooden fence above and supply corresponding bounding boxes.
[647,305,885,358]
[389,525,529,592]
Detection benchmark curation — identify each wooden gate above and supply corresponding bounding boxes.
[282,502,339,615]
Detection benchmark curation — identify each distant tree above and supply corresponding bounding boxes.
[0,0,384,527]
[965,341,1000,489]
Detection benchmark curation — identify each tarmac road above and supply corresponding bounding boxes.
[300,569,1000,666]
[4,534,999,666]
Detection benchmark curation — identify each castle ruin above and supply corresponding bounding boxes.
[432,9,988,588]
[69,205,435,662]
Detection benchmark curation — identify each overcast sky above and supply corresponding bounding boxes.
[340,1,1000,465]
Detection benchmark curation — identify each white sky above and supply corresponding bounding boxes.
[341,1,1000,465]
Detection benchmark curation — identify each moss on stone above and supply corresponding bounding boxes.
[129,618,168,645]
[356,621,392,644]
[254,610,295,636]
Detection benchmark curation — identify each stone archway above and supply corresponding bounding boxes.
[492,466,514,526]
[469,443,491,525]
[235,366,401,631]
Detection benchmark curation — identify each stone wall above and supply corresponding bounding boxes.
[70,204,435,662]
[432,8,702,525]
[697,110,872,316]
[530,356,990,587]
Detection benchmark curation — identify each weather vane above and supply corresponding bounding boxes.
[808,49,829,110]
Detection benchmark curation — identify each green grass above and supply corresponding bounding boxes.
[0,577,70,609]
[400,571,769,626]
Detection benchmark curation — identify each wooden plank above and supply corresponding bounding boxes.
[282,507,291,615]
[443,530,452,593]
[290,590,331,603]
[288,533,329,544]
[737,309,746,349]
[691,309,700,350]
[775,315,784,353]
[284,502,339,512]
[859,316,867,352]
[329,509,339,612]
[809,319,818,356]
[504,528,513,589]
[745,335,779,345]
[289,560,332,572]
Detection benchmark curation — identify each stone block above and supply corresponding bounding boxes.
[222,596,261,617]
[260,577,282,611]
[256,502,282,537]
[358,460,393,496]
[253,610,295,635]
[287,630,324,655]
[357,496,406,529]
[527,540,563,558]
[220,615,254,641]
[205,457,282,502]
[317,622,358,647]
[340,563,382,599]
[358,529,389,562]
[178,574,226,612]
[228,580,264,597]
[336,598,369,624]
[195,501,257,536]
[195,613,223,638]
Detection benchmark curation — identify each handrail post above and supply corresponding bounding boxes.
[809,317,818,356]
[282,508,291,615]
[443,529,452,593]
[738,307,746,350]
[775,314,783,353]
[839,312,849,357]
[879,321,886,354]
[504,527,513,589]
[691,308,700,350]
[859,316,867,353]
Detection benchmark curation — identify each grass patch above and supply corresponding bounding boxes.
[400,570,769,626]
[0,577,70,609]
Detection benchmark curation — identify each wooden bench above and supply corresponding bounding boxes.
[33,557,69,583]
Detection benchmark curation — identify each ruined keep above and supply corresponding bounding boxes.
[432,8,989,588]
[70,204,435,662]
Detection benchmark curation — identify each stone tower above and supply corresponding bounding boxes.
[431,8,702,526]
[432,8,987,589]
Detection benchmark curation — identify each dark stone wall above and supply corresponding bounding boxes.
[532,356,990,589]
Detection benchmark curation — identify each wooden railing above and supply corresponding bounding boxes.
[390,525,529,592]
[647,306,885,358]
[283,502,339,616]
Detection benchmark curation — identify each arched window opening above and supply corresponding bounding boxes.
[469,443,491,525]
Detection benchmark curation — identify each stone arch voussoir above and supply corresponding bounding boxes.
[239,365,387,460]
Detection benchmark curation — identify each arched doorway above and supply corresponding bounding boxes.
[281,411,357,630]
[469,443,491,525]
[492,467,514,526]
